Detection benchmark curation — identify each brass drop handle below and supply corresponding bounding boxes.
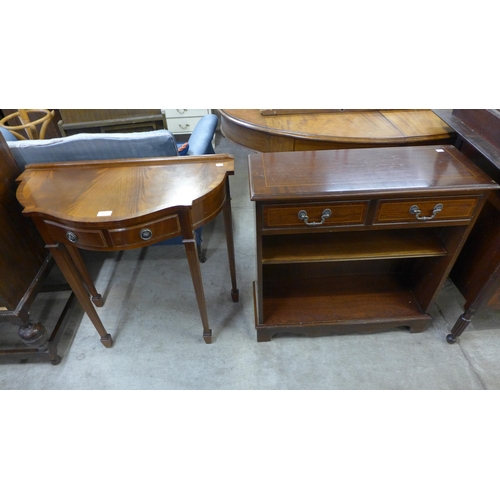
[140,228,153,241]
[409,203,443,221]
[298,208,332,226]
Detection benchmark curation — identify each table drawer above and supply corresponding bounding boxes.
[45,221,108,248]
[166,116,203,134]
[374,197,479,224]
[108,214,181,247]
[263,202,368,229]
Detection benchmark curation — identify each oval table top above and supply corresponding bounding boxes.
[219,109,455,152]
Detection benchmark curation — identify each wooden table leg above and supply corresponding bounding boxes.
[66,245,104,307]
[223,179,239,303]
[183,238,213,343]
[179,212,212,343]
[47,243,113,347]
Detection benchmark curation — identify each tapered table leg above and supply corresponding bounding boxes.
[183,238,213,343]
[223,179,239,303]
[47,243,113,347]
[66,245,104,307]
[179,211,212,343]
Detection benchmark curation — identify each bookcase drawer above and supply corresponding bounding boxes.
[263,202,368,229]
[374,197,479,224]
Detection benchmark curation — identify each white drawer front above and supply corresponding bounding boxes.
[167,116,202,134]
[163,109,208,118]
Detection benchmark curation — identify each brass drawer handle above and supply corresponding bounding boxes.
[140,228,153,241]
[409,203,443,221]
[66,231,78,243]
[298,208,332,226]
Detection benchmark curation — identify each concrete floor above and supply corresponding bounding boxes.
[2,132,500,390]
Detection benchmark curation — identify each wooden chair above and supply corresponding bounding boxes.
[0,109,55,140]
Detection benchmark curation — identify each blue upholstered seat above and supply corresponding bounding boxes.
[5,113,218,167]
[0,127,18,142]
[2,114,219,261]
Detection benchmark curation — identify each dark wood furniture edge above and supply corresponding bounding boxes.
[433,109,500,343]
[259,109,397,116]
[0,133,75,365]
[221,109,456,147]
[433,110,500,175]
[59,113,165,131]
[0,291,77,365]
[0,243,76,366]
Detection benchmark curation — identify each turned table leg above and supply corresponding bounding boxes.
[447,308,476,344]
[18,321,61,365]
[47,243,113,347]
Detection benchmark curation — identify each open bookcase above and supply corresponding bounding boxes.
[248,146,499,342]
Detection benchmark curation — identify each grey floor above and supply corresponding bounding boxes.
[2,133,500,390]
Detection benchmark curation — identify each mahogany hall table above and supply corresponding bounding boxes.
[219,109,455,152]
[15,154,239,346]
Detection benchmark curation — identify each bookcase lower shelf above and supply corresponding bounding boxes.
[253,274,432,342]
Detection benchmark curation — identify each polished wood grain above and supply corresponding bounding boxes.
[16,154,239,345]
[249,146,495,201]
[249,145,498,342]
[17,154,233,227]
[220,109,455,152]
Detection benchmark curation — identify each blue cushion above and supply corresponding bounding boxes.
[0,127,18,142]
[8,129,179,169]
[186,114,218,155]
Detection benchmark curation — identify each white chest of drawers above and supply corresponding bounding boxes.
[162,109,210,135]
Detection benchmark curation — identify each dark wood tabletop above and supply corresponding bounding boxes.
[249,145,496,201]
[16,154,234,229]
[220,109,455,152]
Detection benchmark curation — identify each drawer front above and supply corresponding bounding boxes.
[263,202,368,229]
[108,215,181,247]
[163,109,208,118]
[374,197,479,224]
[167,116,202,134]
[45,221,108,248]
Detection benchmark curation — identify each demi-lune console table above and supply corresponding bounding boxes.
[248,145,498,342]
[16,154,239,346]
